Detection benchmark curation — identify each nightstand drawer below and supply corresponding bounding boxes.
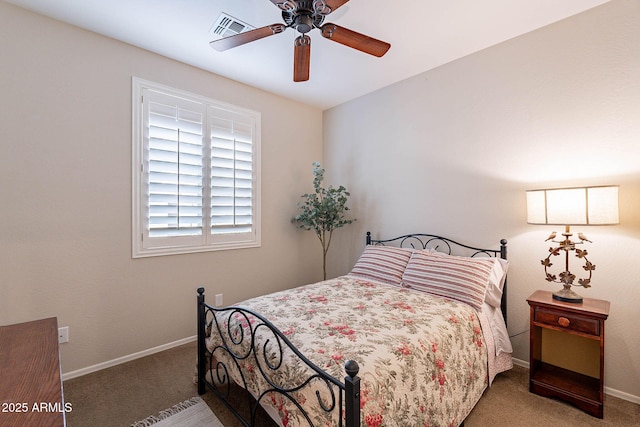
[533,306,600,336]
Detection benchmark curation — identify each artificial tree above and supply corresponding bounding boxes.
[294,162,355,280]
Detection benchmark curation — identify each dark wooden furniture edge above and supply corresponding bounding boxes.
[527,290,610,319]
[0,318,66,427]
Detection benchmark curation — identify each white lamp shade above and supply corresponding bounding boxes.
[526,186,619,225]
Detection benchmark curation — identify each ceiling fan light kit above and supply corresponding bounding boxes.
[209,0,390,82]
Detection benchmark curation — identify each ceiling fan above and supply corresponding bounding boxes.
[209,0,391,82]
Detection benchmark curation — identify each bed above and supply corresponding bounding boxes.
[197,232,512,427]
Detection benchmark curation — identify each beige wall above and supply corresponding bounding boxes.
[324,0,640,401]
[0,3,324,373]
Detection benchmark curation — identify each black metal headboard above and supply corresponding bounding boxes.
[365,231,508,324]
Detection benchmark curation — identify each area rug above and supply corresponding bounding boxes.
[130,397,223,427]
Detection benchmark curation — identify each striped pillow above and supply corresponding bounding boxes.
[401,250,495,310]
[349,246,414,286]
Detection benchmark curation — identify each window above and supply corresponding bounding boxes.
[132,78,260,257]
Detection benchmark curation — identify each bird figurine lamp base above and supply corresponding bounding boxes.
[541,225,594,304]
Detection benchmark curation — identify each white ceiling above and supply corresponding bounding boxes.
[6,0,611,110]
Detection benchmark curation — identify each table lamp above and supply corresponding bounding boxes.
[526,186,619,302]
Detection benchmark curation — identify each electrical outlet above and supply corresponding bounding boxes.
[215,293,223,307]
[58,326,69,344]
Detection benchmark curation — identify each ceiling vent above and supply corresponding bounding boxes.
[210,13,255,40]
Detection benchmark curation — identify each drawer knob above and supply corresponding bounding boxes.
[558,317,571,327]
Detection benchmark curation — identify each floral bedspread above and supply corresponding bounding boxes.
[206,276,489,427]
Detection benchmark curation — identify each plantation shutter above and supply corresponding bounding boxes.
[209,106,255,236]
[133,78,260,257]
[144,90,204,243]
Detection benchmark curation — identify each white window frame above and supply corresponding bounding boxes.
[132,78,261,258]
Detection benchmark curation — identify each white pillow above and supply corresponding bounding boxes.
[485,258,508,308]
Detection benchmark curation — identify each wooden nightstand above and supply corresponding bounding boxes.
[527,290,610,418]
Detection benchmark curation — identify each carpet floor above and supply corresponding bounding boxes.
[63,341,639,426]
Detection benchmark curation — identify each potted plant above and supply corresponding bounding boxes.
[294,162,355,280]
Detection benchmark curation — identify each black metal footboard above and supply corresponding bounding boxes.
[197,287,361,427]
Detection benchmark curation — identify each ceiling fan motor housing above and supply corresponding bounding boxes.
[282,1,325,33]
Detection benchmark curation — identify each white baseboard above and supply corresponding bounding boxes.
[61,335,197,381]
[511,357,640,405]
[512,357,529,369]
[606,388,640,405]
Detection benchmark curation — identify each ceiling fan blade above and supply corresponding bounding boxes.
[269,0,298,12]
[210,24,286,51]
[316,0,349,15]
[320,23,390,57]
[293,35,311,82]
